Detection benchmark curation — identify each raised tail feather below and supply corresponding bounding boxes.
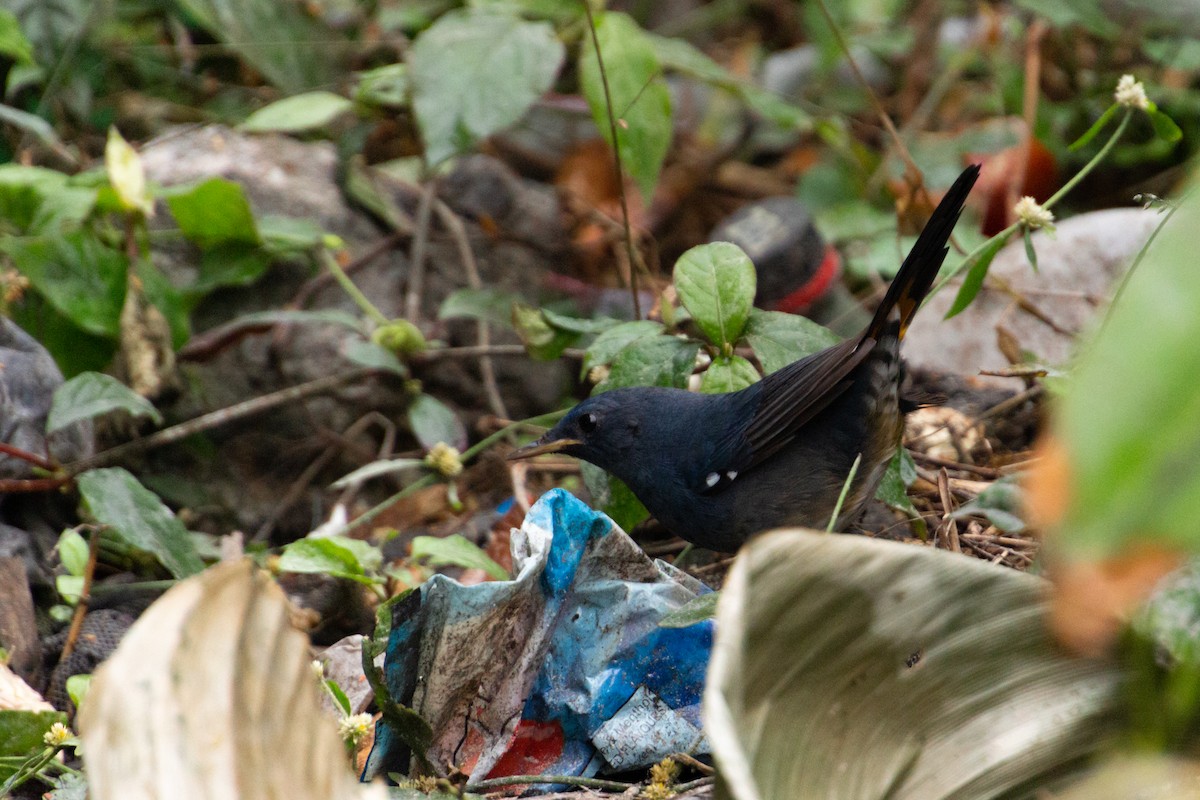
[865,164,981,342]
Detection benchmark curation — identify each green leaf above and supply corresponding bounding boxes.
[438,287,518,328]
[512,303,578,360]
[76,468,204,579]
[105,127,151,216]
[325,679,352,716]
[581,462,649,533]
[674,242,756,347]
[540,308,621,335]
[743,308,840,374]
[136,259,190,349]
[411,534,508,580]
[257,214,327,254]
[56,574,83,604]
[189,244,271,297]
[1069,103,1118,151]
[0,9,35,64]
[707,531,1123,800]
[409,8,564,165]
[331,457,425,489]
[1053,188,1200,558]
[164,178,261,249]
[354,63,409,108]
[0,103,60,149]
[597,335,700,391]
[1024,227,1039,272]
[578,11,672,201]
[0,710,68,781]
[171,0,337,93]
[57,528,89,576]
[65,674,91,709]
[241,91,354,133]
[342,339,409,377]
[1148,107,1183,143]
[48,372,162,434]
[2,232,127,338]
[581,319,664,378]
[659,592,720,628]
[950,477,1027,533]
[699,355,759,394]
[278,537,381,585]
[407,394,466,452]
[874,448,923,532]
[945,231,1013,319]
[649,33,810,130]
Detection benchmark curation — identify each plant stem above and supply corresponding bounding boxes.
[581,0,642,320]
[465,773,633,792]
[929,108,1133,301]
[827,452,862,532]
[320,249,389,326]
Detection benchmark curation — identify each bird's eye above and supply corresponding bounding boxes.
[579,412,598,433]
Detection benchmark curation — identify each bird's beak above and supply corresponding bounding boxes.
[506,436,582,461]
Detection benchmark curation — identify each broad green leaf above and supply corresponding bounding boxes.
[945,231,1013,319]
[135,259,190,348]
[331,457,424,489]
[164,178,261,249]
[1149,107,1183,143]
[57,528,89,576]
[649,34,810,130]
[342,339,409,377]
[1052,185,1200,558]
[699,355,759,394]
[409,9,564,165]
[6,293,116,377]
[950,477,1027,533]
[438,287,518,328]
[171,0,337,93]
[354,63,409,108]
[411,534,508,580]
[189,245,271,298]
[0,104,60,149]
[581,462,649,533]
[65,674,91,709]
[707,531,1123,800]
[407,394,466,452]
[105,128,151,216]
[76,468,204,578]
[257,214,327,253]
[1145,37,1200,70]
[597,335,700,391]
[0,10,34,64]
[278,537,381,585]
[48,372,163,434]
[57,574,83,604]
[659,592,720,628]
[743,308,840,374]
[0,710,68,781]
[874,448,923,534]
[578,11,672,201]
[512,303,577,360]
[581,320,663,378]
[241,91,354,133]
[1133,559,1200,667]
[674,242,756,347]
[2,231,127,337]
[540,308,621,335]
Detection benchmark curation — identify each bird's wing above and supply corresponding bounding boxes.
[697,336,874,495]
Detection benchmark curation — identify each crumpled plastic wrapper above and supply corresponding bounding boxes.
[363,489,713,785]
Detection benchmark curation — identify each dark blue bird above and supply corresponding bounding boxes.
[509,165,980,551]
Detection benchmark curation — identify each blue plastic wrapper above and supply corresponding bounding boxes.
[362,489,713,786]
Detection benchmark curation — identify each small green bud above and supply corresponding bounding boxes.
[371,320,426,356]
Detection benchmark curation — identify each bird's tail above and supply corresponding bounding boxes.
[864,164,981,342]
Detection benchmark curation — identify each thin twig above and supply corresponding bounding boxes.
[465,774,633,793]
[64,370,368,476]
[936,468,960,553]
[405,181,437,324]
[581,0,642,319]
[908,451,1001,479]
[432,199,510,421]
[0,443,57,471]
[59,526,103,663]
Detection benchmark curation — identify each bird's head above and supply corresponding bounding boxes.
[507,390,651,472]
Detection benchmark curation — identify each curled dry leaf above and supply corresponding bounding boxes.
[77,560,367,800]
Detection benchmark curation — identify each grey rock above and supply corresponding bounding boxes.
[904,207,1160,385]
[0,317,93,479]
